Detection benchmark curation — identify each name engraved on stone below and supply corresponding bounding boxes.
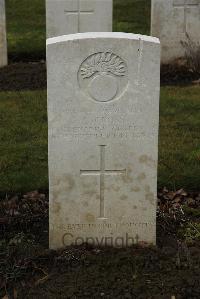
[80,145,126,218]
[64,0,94,32]
[173,0,200,33]
[78,52,128,102]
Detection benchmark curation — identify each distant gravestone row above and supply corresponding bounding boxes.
[0,0,7,67]
[1,0,199,68]
[46,0,200,63]
[47,33,160,249]
[46,0,113,38]
[151,0,200,63]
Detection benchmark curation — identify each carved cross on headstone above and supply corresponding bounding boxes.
[173,0,200,33]
[64,0,94,32]
[80,145,126,219]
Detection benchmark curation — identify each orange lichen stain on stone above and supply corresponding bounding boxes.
[139,155,156,168]
[52,190,59,200]
[118,215,124,222]
[83,201,89,207]
[145,185,150,192]
[85,213,95,223]
[53,174,75,195]
[114,163,121,169]
[52,201,61,214]
[63,174,75,192]
[137,173,146,181]
[51,177,63,199]
[110,184,120,192]
[120,195,128,201]
[145,192,155,205]
[121,166,133,183]
[83,189,97,197]
[81,182,91,189]
[131,186,140,192]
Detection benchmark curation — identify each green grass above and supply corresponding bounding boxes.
[0,91,48,193]
[113,0,151,35]
[0,87,199,194]
[158,86,200,190]
[6,0,46,61]
[6,0,151,60]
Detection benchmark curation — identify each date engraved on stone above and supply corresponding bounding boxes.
[78,52,128,102]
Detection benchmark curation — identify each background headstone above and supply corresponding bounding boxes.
[151,0,200,63]
[0,0,7,67]
[47,32,160,249]
[46,0,113,38]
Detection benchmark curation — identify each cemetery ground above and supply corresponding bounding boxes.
[0,0,200,298]
[1,67,200,296]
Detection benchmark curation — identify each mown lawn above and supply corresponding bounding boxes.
[6,0,46,61]
[113,0,150,35]
[0,86,199,194]
[0,91,47,194]
[6,0,151,61]
[159,86,200,190]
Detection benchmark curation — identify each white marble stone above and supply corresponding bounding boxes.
[47,32,160,249]
[151,0,200,63]
[46,0,113,38]
[0,0,7,67]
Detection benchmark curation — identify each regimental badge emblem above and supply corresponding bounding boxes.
[78,52,128,102]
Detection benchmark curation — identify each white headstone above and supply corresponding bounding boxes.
[47,32,160,249]
[0,0,7,67]
[151,0,200,63]
[46,0,113,38]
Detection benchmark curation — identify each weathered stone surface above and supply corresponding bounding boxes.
[0,0,7,67]
[151,0,200,63]
[46,0,113,38]
[47,32,160,249]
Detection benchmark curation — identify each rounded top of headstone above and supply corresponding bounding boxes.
[46,32,160,46]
